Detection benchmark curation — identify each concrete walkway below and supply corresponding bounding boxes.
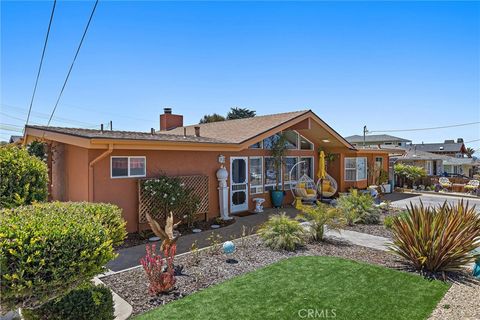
[326,229,389,251]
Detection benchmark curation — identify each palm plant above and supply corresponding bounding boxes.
[297,202,345,241]
[336,190,380,225]
[258,213,305,251]
[389,200,480,274]
[466,147,475,158]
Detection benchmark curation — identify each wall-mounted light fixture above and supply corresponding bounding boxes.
[218,154,225,164]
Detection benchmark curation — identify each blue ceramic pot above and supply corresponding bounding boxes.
[271,190,284,208]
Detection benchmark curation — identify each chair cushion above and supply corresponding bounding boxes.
[306,189,316,195]
[295,188,308,197]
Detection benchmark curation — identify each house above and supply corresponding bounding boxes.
[411,139,467,158]
[443,157,480,178]
[391,146,449,176]
[345,134,411,148]
[23,109,390,233]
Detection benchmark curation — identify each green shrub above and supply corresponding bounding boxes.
[258,213,304,251]
[0,202,126,310]
[383,216,394,229]
[297,202,345,241]
[394,163,427,187]
[0,145,48,208]
[141,175,200,227]
[22,283,114,320]
[336,190,380,225]
[389,201,480,273]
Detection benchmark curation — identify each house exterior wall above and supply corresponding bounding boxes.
[48,143,387,233]
[339,152,389,191]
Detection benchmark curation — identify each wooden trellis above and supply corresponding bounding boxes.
[138,175,209,224]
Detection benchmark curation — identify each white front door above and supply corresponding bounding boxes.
[230,157,249,213]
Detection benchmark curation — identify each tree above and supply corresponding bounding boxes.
[466,147,475,158]
[226,107,256,120]
[27,140,47,161]
[199,113,226,124]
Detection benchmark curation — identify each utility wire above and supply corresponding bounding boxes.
[25,0,57,129]
[368,121,480,133]
[46,0,99,127]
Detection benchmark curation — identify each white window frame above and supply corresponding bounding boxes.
[111,156,146,179]
[344,157,367,181]
[264,156,282,191]
[249,156,264,195]
[299,156,315,179]
[298,132,314,150]
[425,160,433,176]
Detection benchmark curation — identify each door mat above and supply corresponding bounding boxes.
[235,211,257,217]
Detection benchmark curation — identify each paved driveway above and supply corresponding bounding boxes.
[384,192,480,210]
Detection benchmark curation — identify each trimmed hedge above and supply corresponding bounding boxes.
[0,202,126,310]
[0,145,48,208]
[22,283,115,320]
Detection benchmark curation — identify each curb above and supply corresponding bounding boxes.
[94,277,133,320]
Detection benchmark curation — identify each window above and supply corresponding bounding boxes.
[375,157,383,170]
[425,161,433,176]
[264,157,281,191]
[111,156,146,178]
[263,134,281,150]
[284,157,298,190]
[283,131,298,149]
[299,135,314,150]
[299,157,314,178]
[249,157,263,194]
[249,141,263,149]
[344,157,367,181]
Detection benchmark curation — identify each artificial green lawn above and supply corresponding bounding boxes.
[135,256,450,320]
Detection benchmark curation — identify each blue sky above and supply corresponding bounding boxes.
[1,1,479,150]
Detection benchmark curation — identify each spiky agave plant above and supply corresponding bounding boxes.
[389,200,480,274]
[258,213,305,251]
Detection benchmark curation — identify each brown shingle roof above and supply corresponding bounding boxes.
[26,126,225,144]
[161,110,309,143]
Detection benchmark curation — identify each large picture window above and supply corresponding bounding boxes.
[284,157,298,190]
[299,157,314,178]
[344,157,367,181]
[111,156,146,178]
[249,157,263,194]
[264,157,281,191]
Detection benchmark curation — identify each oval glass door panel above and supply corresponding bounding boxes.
[230,157,248,213]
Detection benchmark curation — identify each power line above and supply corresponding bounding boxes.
[465,139,480,143]
[46,0,99,127]
[368,121,480,133]
[25,0,57,128]
[2,104,99,127]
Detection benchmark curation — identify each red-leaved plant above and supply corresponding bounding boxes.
[140,243,177,294]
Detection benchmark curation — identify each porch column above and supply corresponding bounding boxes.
[216,166,231,220]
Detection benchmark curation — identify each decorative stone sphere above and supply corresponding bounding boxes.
[216,167,228,180]
[222,241,236,255]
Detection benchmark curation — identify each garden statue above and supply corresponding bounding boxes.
[146,212,181,251]
[223,241,237,264]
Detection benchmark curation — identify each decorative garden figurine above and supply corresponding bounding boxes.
[223,241,237,263]
[146,212,181,250]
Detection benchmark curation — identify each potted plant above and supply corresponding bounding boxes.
[270,133,288,207]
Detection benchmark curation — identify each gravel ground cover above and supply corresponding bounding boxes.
[101,235,405,316]
[342,224,392,238]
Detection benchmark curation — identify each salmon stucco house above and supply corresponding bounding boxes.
[24,109,389,233]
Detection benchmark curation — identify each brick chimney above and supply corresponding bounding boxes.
[160,108,183,131]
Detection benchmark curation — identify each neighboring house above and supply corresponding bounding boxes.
[9,135,22,144]
[391,146,449,176]
[345,134,411,148]
[24,109,389,233]
[411,139,467,158]
[443,157,480,178]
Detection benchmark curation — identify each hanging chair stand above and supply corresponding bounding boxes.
[289,160,338,205]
